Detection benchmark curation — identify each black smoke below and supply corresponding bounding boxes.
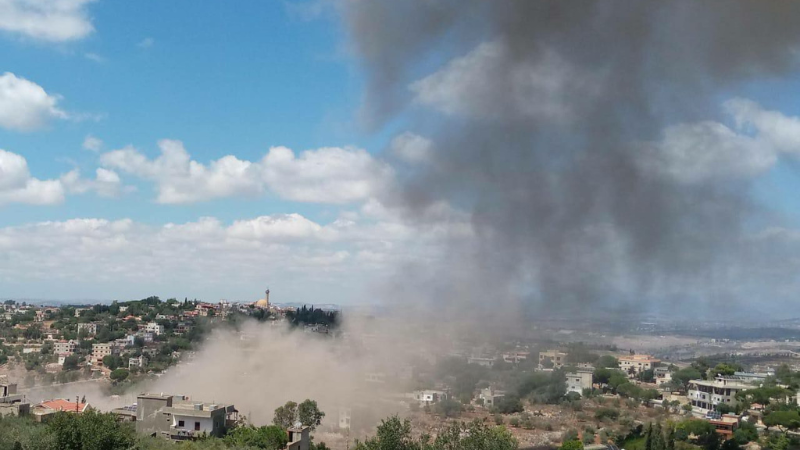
[343,1,800,319]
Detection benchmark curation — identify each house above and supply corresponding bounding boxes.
[479,387,505,408]
[129,355,148,370]
[53,340,77,355]
[709,414,740,440]
[655,367,673,386]
[145,322,165,336]
[32,399,89,422]
[77,323,97,335]
[135,393,237,441]
[502,351,530,364]
[619,354,660,374]
[467,356,495,368]
[688,376,750,414]
[286,425,310,450]
[92,343,117,364]
[413,390,448,406]
[566,369,594,396]
[539,350,568,369]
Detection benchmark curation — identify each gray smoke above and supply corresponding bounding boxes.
[343,1,800,318]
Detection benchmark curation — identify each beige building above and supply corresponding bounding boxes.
[539,350,568,369]
[619,354,660,374]
[566,369,594,396]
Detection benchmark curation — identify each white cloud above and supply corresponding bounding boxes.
[390,132,432,164]
[261,145,393,204]
[0,0,96,42]
[137,37,154,48]
[0,149,64,205]
[0,72,67,132]
[84,52,105,63]
[411,40,600,122]
[646,99,800,183]
[60,167,122,198]
[82,134,103,152]
[100,140,393,205]
[0,209,471,301]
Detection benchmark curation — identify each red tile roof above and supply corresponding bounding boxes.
[39,399,89,413]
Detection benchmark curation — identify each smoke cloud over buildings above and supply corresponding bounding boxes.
[342,0,800,317]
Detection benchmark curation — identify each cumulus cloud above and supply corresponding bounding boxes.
[646,98,800,183]
[0,210,468,302]
[100,140,393,204]
[82,134,103,152]
[0,72,67,132]
[60,168,122,198]
[0,149,64,205]
[0,0,96,42]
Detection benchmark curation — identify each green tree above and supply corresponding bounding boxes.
[273,401,298,429]
[62,355,80,371]
[298,399,325,430]
[763,410,800,430]
[48,410,135,450]
[109,368,129,382]
[352,416,421,450]
[596,355,620,369]
[561,440,584,450]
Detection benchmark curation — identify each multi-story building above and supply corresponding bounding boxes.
[129,355,148,370]
[654,367,673,386]
[0,378,29,417]
[539,350,568,369]
[145,322,165,336]
[77,323,97,335]
[566,369,594,396]
[687,376,750,413]
[479,387,505,408]
[135,393,238,441]
[92,343,117,364]
[619,354,660,374]
[54,340,76,355]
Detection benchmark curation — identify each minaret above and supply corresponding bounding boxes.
[265,289,270,308]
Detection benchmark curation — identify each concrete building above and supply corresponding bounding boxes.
[145,322,165,336]
[77,323,97,335]
[54,340,76,355]
[92,343,116,364]
[413,390,448,406]
[467,356,495,368]
[0,378,29,417]
[566,369,594,396]
[32,399,89,422]
[539,350,568,369]
[479,387,505,408]
[129,355,148,370]
[654,367,673,386]
[502,351,529,364]
[688,376,750,413]
[286,426,310,450]
[619,354,660,374]
[135,393,236,441]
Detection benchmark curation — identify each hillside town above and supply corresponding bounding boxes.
[4,294,800,450]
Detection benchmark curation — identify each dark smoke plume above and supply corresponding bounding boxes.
[343,1,800,318]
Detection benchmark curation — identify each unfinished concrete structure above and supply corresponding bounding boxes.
[0,377,29,417]
[135,393,236,441]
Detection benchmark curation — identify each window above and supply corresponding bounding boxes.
[195,422,200,431]
[178,420,184,427]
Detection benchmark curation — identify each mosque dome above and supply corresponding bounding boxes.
[255,299,269,308]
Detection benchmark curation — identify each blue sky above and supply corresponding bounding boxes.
[2,0,800,311]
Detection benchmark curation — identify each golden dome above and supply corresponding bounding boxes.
[255,299,269,308]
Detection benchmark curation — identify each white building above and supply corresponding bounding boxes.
[687,376,750,413]
[413,390,448,405]
[145,322,165,336]
[566,369,594,396]
[129,355,148,370]
[479,387,505,408]
[77,323,97,335]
